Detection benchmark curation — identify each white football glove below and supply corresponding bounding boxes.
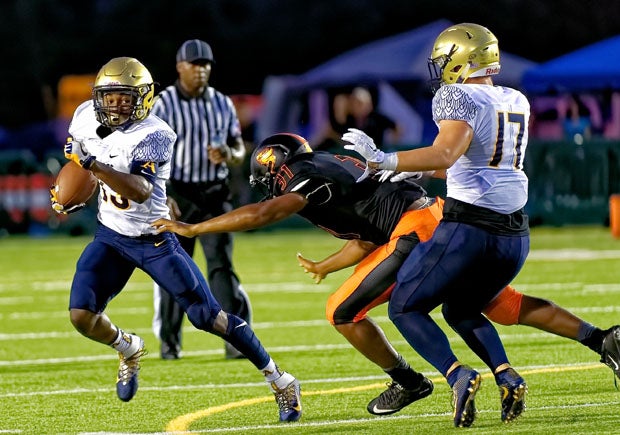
[380,171,424,183]
[376,169,395,182]
[342,128,398,182]
[64,139,95,170]
[342,128,382,182]
[342,128,381,159]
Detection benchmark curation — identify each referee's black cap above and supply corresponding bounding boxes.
[176,39,215,64]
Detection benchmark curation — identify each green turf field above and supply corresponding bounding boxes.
[1,225,620,434]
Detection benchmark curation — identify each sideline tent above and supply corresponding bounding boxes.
[522,35,620,94]
[522,34,620,139]
[521,35,620,226]
[258,19,537,145]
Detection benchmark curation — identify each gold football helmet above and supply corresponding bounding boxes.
[92,57,155,128]
[428,23,500,92]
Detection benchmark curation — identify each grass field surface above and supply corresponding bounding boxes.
[1,225,620,434]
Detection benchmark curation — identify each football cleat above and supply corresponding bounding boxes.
[367,378,434,415]
[600,325,620,381]
[451,366,481,427]
[271,376,302,422]
[495,367,527,423]
[116,338,146,402]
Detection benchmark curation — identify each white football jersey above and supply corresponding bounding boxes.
[68,101,177,236]
[432,84,530,213]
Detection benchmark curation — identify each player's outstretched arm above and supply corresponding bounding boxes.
[390,120,471,172]
[342,122,471,173]
[152,192,308,236]
[151,218,197,237]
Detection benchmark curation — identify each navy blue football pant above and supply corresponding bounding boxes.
[153,181,251,354]
[153,232,251,348]
[388,221,529,378]
[69,224,267,368]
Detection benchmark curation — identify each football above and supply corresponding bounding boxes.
[52,161,98,207]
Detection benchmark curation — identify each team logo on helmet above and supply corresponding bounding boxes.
[255,147,279,174]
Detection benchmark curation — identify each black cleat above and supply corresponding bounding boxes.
[601,325,620,381]
[367,378,434,415]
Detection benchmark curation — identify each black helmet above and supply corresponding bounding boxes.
[250,133,312,198]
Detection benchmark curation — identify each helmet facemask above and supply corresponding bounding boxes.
[93,86,152,128]
[427,44,459,94]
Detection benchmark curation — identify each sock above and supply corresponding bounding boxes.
[260,359,294,390]
[578,323,606,354]
[110,328,141,358]
[446,365,468,388]
[385,354,424,389]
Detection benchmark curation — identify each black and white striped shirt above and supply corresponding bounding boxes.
[151,82,242,183]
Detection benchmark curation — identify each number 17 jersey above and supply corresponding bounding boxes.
[433,84,530,214]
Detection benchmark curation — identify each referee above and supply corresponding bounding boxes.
[151,39,251,360]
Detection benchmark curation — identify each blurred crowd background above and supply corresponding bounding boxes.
[1,0,620,236]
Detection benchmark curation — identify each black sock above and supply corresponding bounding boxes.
[579,327,607,354]
[385,355,424,389]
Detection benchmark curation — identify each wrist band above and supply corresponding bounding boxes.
[377,152,398,171]
[82,155,96,170]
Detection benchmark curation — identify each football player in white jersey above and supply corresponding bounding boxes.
[343,23,529,427]
[53,57,301,422]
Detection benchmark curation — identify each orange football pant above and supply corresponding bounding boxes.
[325,197,523,325]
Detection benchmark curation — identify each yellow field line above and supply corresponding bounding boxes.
[164,363,605,432]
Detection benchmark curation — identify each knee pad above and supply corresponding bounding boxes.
[185,302,221,332]
[206,310,249,339]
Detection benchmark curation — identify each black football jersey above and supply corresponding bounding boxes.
[272,151,426,245]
